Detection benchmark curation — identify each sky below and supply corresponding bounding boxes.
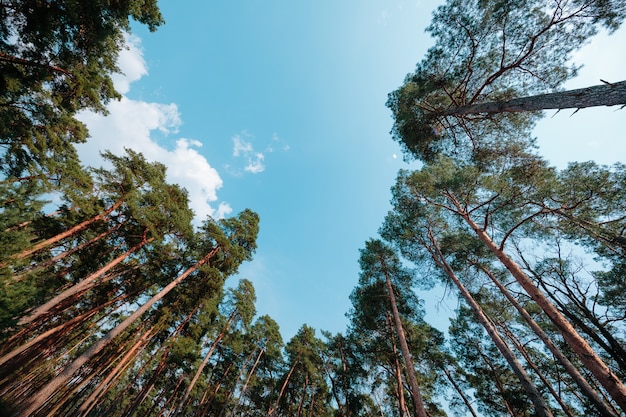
[76,1,626,342]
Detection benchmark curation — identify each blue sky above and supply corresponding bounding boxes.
[77,1,626,341]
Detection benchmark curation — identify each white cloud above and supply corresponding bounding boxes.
[244,153,265,174]
[231,133,266,175]
[111,34,148,95]
[77,35,229,222]
[233,134,254,157]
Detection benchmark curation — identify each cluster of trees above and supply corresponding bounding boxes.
[2,0,626,416]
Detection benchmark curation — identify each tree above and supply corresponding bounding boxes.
[381,211,554,417]
[385,153,626,412]
[0,0,163,184]
[357,239,429,417]
[175,278,257,415]
[14,209,259,416]
[387,0,625,162]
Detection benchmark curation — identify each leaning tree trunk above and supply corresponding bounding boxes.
[231,346,265,416]
[477,263,620,417]
[499,319,576,417]
[175,310,237,414]
[441,367,479,417]
[269,354,301,417]
[77,325,158,416]
[388,314,408,417]
[379,259,429,417]
[425,228,554,417]
[443,80,626,116]
[18,233,153,326]
[455,205,626,414]
[17,246,220,417]
[8,198,124,262]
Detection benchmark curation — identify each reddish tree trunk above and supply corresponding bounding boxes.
[18,234,152,326]
[457,208,626,413]
[18,246,219,416]
[10,198,124,262]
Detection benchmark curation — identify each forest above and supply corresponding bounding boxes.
[1,0,626,416]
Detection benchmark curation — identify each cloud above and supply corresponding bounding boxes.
[233,135,254,157]
[111,34,148,95]
[76,35,229,222]
[244,153,265,174]
[230,133,266,174]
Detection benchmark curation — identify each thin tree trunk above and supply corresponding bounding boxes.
[18,234,152,326]
[379,255,428,417]
[477,263,619,417]
[202,362,234,415]
[268,354,301,417]
[456,206,626,413]
[9,198,124,262]
[176,310,237,415]
[231,347,264,416]
[295,375,309,417]
[499,323,576,417]
[442,367,479,417]
[12,220,126,280]
[218,348,258,417]
[0,289,133,370]
[389,317,408,417]
[425,227,554,417]
[17,246,219,417]
[443,80,626,115]
[77,325,157,416]
[475,341,519,417]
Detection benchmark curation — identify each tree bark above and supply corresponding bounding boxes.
[17,246,219,417]
[500,323,576,417]
[231,346,265,416]
[269,354,301,417]
[442,367,479,417]
[456,207,626,413]
[477,264,620,417]
[18,234,153,326]
[9,198,124,262]
[176,310,237,415]
[379,259,429,417]
[77,326,157,416]
[443,80,626,115]
[388,314,408,417]
[425,228,554,417]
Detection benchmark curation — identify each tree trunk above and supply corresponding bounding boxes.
[269,354,301,417]
[231,347,265,416]
[9,198,124,262]
[0,289,134,371]
[442,367,479,417]
[176,310,237,414]
[379,256,429,417]
[425,228,554,417]
[18,234,153,326]
[457,207,626,413]
[390,318,408,417]
[17,246,219,417]
[475,341,519,417]
[217,348,258,417]
[477,263,620,417]
[77,325,157,416]
[500,323,576,417]
[444,80,626,115]
[12,220,126,281]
